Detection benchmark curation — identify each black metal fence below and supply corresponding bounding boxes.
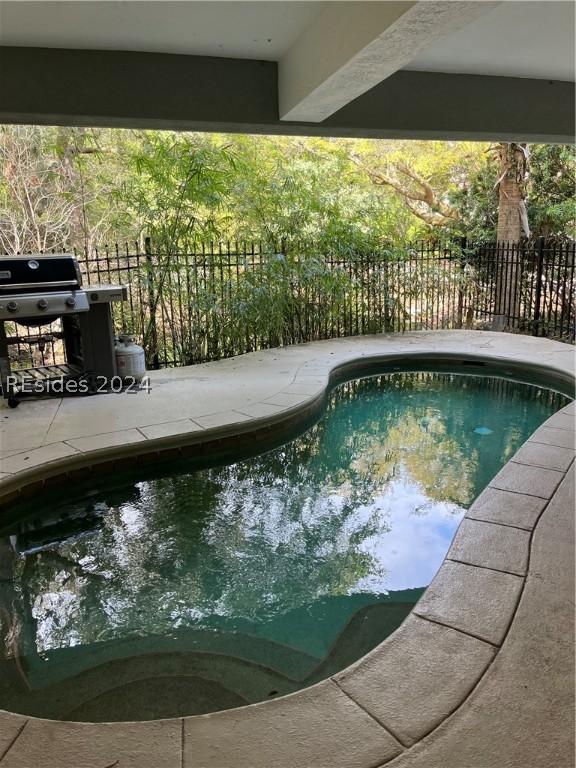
[7,238,575,371]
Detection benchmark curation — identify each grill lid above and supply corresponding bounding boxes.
[0,254,82,294]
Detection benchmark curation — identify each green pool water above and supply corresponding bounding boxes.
[0,371,569,721]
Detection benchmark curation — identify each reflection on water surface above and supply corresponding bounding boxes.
[0,372,568,720]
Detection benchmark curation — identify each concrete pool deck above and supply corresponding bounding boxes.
[0,330,574,767]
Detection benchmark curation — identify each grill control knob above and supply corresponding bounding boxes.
[65,297,77,308]
[6,301,19,314]
[37,298,49,311]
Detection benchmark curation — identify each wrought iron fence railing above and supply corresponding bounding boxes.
[5,238,575,371]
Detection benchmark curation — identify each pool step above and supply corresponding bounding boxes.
[0,600,418,720]
[305,600,415,683]
[66,674,248,721]
[15,626,321,688]
[0,650,303,721]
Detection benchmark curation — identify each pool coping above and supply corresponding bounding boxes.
[0,330,574,767]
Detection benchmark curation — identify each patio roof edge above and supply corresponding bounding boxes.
[0,46,574,142]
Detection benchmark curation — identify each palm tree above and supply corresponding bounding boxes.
[492,143,530,330]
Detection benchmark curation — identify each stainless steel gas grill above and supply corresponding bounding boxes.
[0,254,127,407]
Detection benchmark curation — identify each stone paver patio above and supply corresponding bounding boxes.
[0,330,574,768]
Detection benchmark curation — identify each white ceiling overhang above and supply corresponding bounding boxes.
[0,1,574,139]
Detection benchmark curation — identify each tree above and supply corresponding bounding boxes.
[117,131,237,247]
[0,126,129,255]
[492,142,530,329]
[2,127,572,252]
[224,136,413,250]
[348,152,460,229]
[495,143,530,243]
[342,140,489,237]
[449,142,575,242]
[0,125,80,254]
[527,144,576,240]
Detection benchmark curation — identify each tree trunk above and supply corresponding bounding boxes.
[492,143,530,331]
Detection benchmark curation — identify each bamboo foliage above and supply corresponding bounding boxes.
[6,238,573,374]
[72,237,575,371]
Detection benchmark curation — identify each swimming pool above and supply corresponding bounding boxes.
[0,371,569,721]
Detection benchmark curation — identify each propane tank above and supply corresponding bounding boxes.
[115,334,146,381]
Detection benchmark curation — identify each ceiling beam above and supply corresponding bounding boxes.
[0,46,573,143]
[0,46,278,127]
[279,0,500,122]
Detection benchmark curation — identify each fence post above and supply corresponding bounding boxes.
[532,236,545,337]
[144,236,160,369]
[456,236,467,328]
